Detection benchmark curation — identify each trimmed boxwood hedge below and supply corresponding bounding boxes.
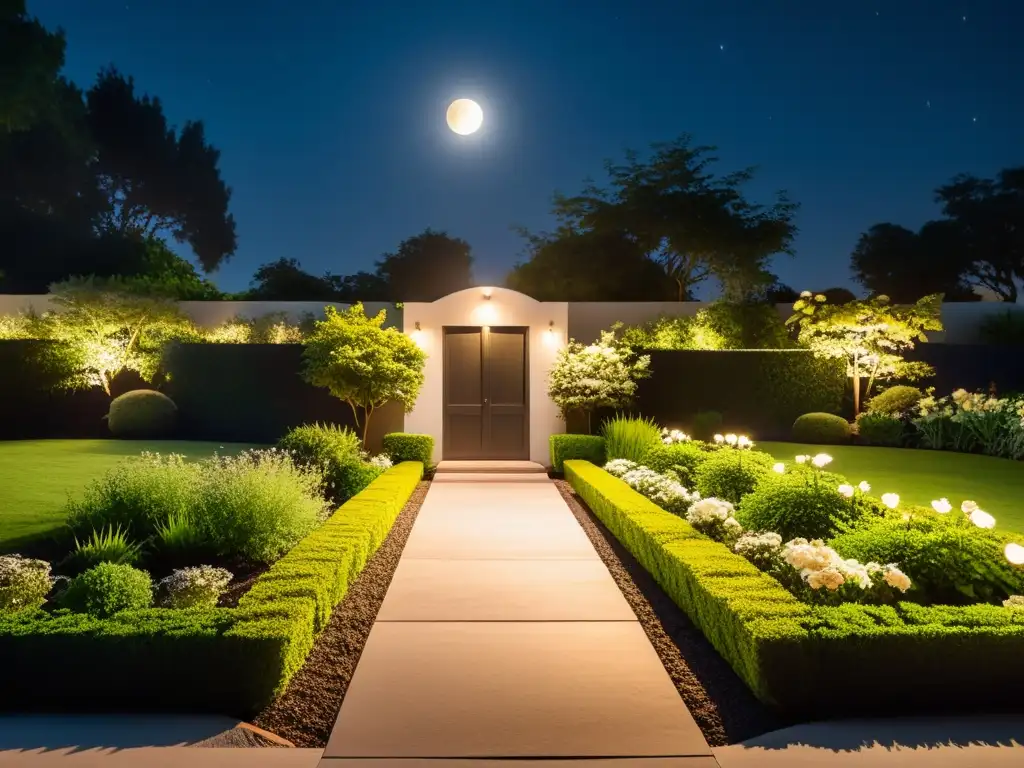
[549,434,606,473]
[382,433,434,468]
[564,460,1024,716]
[0,461,423,715]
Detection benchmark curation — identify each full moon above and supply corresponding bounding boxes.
[446,98,483,135]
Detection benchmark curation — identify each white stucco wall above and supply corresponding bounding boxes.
[403,288,570,465]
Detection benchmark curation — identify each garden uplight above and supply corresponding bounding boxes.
[811,453,833,468]
[968,508,996,529]
[1005,543,1024,566]
[881,493,900,509]
[961,500,978,514]
[837,484,854,498]
[725,433,738,446]
[931,498,952,514]
[772,462,785,474]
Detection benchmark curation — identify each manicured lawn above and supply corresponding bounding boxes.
[760,441,1024,534]
[0,439,265,552]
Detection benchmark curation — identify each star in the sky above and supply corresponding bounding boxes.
[972,116,978,123]
[926,100,931,108]
[719,44,725,51]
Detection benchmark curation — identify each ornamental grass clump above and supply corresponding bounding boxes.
[0,555,53,613]
[63,524,142,574]
[601,414,661,462]
[157,566,233,609]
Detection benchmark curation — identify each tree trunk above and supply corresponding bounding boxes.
[362,404,374,448]
[852,355,861,416]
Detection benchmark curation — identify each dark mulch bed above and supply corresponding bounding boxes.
[554,479,787,747]
[252,481,430,747]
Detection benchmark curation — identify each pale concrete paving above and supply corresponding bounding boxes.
[324,473,714,762]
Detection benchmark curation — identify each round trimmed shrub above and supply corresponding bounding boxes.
[642,442,708,483]
[381,433,435,467]
[738,474,863,540]
[856,412,905,446]
[866,386,923,416]
[693,449,775,505]
[61,562,153,618]
[106,390,178,438]
[792,412,851,444]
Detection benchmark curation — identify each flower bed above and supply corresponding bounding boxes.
[564,459,1024,716]
[0,461,423,715]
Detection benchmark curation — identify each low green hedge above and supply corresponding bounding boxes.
[564,460,1024,715]
[549,434,605,473]
[382,433,434,468]
[0,461,423,715]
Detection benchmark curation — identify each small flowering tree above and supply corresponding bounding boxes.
[547,331,650,433]
[786,291,943,414]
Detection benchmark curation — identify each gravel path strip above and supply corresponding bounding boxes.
[253,481,430,747]
[554,479,786,747]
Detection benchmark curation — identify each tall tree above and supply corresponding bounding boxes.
[375,228,473,301]
[244,258,339,301]
[0,0,66,132]
[86,67,237,271]
[935,167,1024,302]
[329,271,390,302]
[506,228,674,301]
[851,221,977,302]
[545,136,798,301]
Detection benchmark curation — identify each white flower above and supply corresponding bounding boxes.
[737,435,753,449]
[369,454,394,469]
[795,454,809,464]
[725,433,738,446]
[883,565,912,593]
[931,498,952,514]
[714,434,725,444]
[1005,595,1024,609]
[806,566,845,591]
[961,500,978,514]
[968,508,996,529]
[772,462,785,474]
[800,290,812,298]
[881,493,900,509]
[782,538,836,572]
[603,459,638,478]
[687,497,736,523]
[811,453,833,468]
[858,481,871,493]
[1005,543,1024,566]
[837,484,855,498]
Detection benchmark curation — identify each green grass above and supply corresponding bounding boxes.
[0,440,265,552]
[760,442,1024,534]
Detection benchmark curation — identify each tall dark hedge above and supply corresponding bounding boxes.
[631,350,846,439]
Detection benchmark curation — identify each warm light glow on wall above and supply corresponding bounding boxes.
[543,320,560,347]
[472,301,498,325]
[410,321,427,348]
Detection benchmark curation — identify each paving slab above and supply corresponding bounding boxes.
[0,747,324,767]
[320,760,720,767]
[376,559,636,621]
[326,621,709,758]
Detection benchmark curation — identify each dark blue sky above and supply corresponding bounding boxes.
[32,0,1023,296]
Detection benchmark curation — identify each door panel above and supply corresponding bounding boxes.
[443,327,528,460]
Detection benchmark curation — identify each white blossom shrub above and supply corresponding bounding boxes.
[686,497,743,543]
[733,531,783,571]
[369,454,393,470]
[157,566,234,609]
[619,467,699,516]
[0,555,54,612]
[780,537,911,604]
[1004,595,1024,609]
[603,459,639,478]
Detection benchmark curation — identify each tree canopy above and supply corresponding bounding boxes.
[375,228,473,301]
[521,136,798,301]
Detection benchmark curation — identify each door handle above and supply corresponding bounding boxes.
[483,398,488,404]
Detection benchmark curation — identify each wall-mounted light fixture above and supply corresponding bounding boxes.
[543,319,559,348]
[410,320,426,348]
[414,321,422,331]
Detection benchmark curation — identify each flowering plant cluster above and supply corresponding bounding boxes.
[1005,595,1024,609]
[686,498,742,543]
[0,555,54,613]
[733,531,783,571]
[713,433,754,449]
[369,454,394,470]
[781,538,911,602]
[157,566,233,609]
[914,389,1024,459]
[661,428,691,444]
[603,460,699,516]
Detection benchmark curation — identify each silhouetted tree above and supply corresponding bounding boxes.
[329,271,390,302]
[816,287,858,304]
[759,281,800,303]
[544,135,798,301]
[0,1,66,132]
[375,228,473,301]
[244,258,339,301]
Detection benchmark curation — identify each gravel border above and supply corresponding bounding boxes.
[252,481,430,747]
[554,479,786,746]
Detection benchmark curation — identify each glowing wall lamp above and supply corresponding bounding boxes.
[410,320,427,348]
[473,292,498,326]
[543,320,559,347]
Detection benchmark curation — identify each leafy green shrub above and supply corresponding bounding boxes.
[830,513,1024,605]
[381,433,434,467]
[642,442,708,483]
[106,390,178,438]
[550,434,605,473]
[601,414,661,462]
[856,412,905,446]
[692,410,724,440]
[0,556,53,613]
[155,511,207,555]
[615,301,793,351]
[866,386,923,415]
[738,474,863,540]
[61,563,153,618]
[792,412,851,444]
[196,449,329,564]
[278,423,373,504]
[157,566,233,609]
[65,453,202,541]
[693,449,775,504]
[63,525,142,574]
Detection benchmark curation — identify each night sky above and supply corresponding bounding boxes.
[31,0,1023,296]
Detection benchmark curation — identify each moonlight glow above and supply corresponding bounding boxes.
[446,98,483,135]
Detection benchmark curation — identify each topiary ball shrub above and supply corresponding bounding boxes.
[693,449,775,505]
[642,442,708,483]
[61,562,153,618]
[106,390,178,438]
[792,412,852,444]
[830,513,1024,605]
[550,434,605,473]
[381,433,434,467]
[856,412,905,446]
[738,474,863,541]
[866,385,923,416]
[278,423,372,505]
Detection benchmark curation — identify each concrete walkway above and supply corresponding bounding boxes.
[323,472,715,764]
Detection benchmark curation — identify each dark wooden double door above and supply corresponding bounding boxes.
[443,326,529,460]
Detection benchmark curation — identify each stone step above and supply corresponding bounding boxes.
[431,472,550,484]
[434,460,546,474]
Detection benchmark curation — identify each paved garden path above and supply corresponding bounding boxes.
[321,469,717,766]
